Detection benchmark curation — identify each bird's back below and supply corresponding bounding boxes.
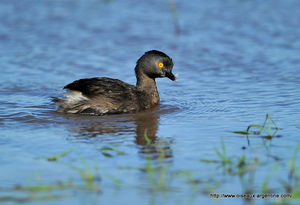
[56,77,149,115]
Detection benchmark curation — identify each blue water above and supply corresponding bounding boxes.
[1,0,300,204]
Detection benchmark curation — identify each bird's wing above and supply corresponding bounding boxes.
[63,77,138,101]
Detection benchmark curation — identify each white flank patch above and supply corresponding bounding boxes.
[64,90,89,104]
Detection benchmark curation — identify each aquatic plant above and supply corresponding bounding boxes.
[0,148,104,203]
[47,149,74,161]
[144,129,152,145]
[261,165,280,194]
[200,140,264,199]
[279,144,300,194]
[0,194,65,203]
[69,156,101,192]
[233,114,282,144]
[140,148,174,192]
[107,175,122,189]
[201,140,261,176]
[12,181,74,192]
[48,150,102,191]
[200,138,300,204]
[272,144,300,204]
[99,146,126,158]
[0,177,74,203]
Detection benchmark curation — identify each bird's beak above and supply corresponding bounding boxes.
[165,71,176,81]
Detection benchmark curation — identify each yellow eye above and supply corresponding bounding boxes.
[158,62,164,68]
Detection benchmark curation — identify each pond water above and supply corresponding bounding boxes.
[1,0,300,204]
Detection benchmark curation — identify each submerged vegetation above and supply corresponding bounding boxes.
[1,114,299,204]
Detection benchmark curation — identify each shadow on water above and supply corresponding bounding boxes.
[57,104,178,159]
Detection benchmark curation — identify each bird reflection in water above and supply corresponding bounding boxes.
[134,107,173,159]
[63,105,176,159]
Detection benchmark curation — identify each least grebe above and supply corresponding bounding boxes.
[54,50,175,115]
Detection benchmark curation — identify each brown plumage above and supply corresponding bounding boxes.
[54,50,175,115]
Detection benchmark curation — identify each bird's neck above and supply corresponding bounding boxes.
[135,67,160,105]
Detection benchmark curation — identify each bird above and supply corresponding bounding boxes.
[54,50,176,115]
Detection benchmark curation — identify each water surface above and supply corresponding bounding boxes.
[1,0,300,204]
